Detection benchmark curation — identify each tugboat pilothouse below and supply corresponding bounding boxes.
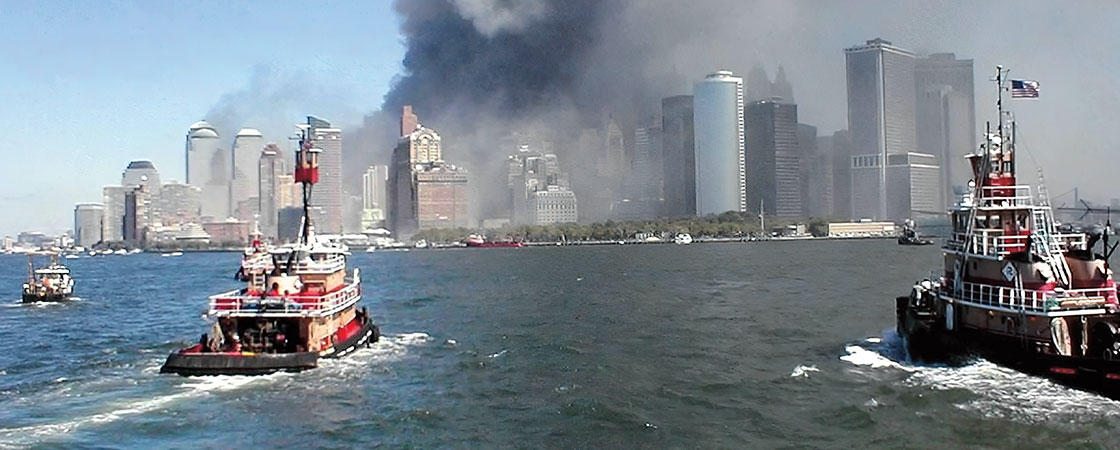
[161,121,380,376]
[897,66,1120,397]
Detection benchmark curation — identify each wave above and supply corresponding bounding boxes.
[0,374,274,446]
[841,331,1120,423]
[0,332,433,446]
[790,365,820,378]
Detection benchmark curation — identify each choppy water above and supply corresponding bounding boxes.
[2,240,1119,448]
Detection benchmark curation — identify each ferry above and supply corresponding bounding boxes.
[22,253,75,303]
[161,122,379,376]
[465,235,523,248]
[897,67,1120,398]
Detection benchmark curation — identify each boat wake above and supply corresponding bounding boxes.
[0,374,274,446]
[841,331,1120,423]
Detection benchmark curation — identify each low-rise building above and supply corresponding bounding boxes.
[828,220,896,237]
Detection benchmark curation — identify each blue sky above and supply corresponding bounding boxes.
[0,1,404,236]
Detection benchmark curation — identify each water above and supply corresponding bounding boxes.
[2,240,1120,448]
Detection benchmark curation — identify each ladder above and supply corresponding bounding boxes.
[1032,169,1072,287]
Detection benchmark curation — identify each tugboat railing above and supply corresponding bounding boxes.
[949,280,1113,313]
[208,273,362,317]
[977,185,1033,208]
[240,255,347,275]
[946,231,1086,258]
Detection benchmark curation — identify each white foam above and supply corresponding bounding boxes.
[790,364,820,378]
[839,344,907,370]
[488,349,508,359]
[840,334,1120,424]
[0,332,434,445]
[0,371,279,445]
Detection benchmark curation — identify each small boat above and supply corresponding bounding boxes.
[898,219,934,245]
[674,233,693,245]
[64,254,81,259]
[414,239,428,249]
[161,251,183,257]
[22,253,75,303]
[161,122,379,376]
[897,66,1120,399]
[113,249,127,255]
[465,235,523,248]
[128,248,142,255]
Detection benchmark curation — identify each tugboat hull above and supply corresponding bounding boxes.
[160,319,380,376]
[897,295,1120,400]
[21,293,71,303]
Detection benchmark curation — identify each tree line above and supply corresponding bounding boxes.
[413,212,835,243]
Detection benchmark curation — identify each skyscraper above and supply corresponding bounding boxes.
[121,160,161,195]
[121,160,161,227]
[73,203,104,248]
[361,165,388,230]
[619,120,663,219]
[122,184,150,242]
[258,144,285,238]
[101,186,130,242]
[416,164,471,230]
[830,130,854,219]
[307,116,343,233]
[231,128,264,220]
[600,116,626,178]
[389,108,445,235]
[916,53,975,209]
[800,124,833,218]
[508,148,576,226]
[661,95,696,216]
[693,71,746,216]
[845,38,934,220]
[185,121,229,220]
[746,99,801,219]
[159,183,202,226]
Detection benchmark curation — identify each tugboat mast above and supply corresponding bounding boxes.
[293,124,321,245]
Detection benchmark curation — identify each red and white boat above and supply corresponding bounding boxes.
[898,66,1120,398]
[465,235,523,248]
[161,122,379,376]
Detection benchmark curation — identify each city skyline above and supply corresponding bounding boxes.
[5,1,1120,236]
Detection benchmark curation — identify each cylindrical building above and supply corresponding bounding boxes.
[693,71,745,216]
[185,121,228,219]
[231,128,264,220]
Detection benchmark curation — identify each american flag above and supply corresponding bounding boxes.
[1010,79,1040,98]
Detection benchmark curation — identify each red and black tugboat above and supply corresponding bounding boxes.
[161,122,379,376]
[897,66,1120,398]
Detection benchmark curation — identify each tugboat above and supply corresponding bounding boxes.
[161,122,379,376]
[897,67,1120,398]
[898,219,934,246]
[21,253,75,303]
[465,235,523,248]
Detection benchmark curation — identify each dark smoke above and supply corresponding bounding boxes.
[347,0,695,219]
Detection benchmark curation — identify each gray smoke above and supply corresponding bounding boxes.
[338,0,1120,218]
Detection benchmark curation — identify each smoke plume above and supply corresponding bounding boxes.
[342,0,1120,220]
